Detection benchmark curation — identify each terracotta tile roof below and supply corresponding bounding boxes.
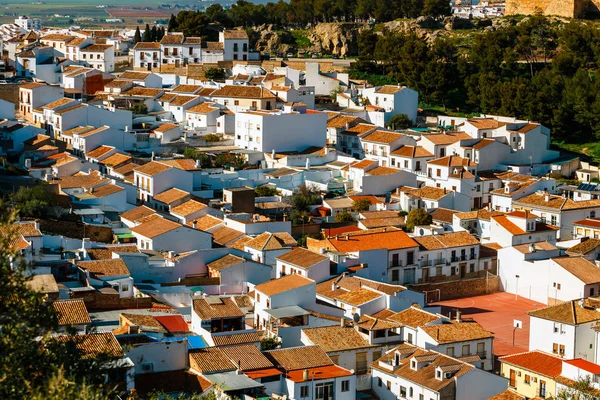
[41,34,75,41]
[244,232,296,251]
[266,345,332,371]
[573,218,600,228]
[516,123,540,133]
[160,33,184,44]
[492,215,558,236]
[207,254,244,272]
[372,345,473,392]
[171,199,206,216]
[327,114,364,129]
[317,284,382,306]
[131,216,182,239]
[213,331,263,347]
[430,208,459,223]
[227,235,253,251]
[421,321,493,344]
[158,92,177,102]
[428,155,476,168]
[78,258,130,278]
[120,205,156,223]
[120,87,163,98]
[514,192,600,211]
[56,332,123,359]
[362,130,404,144]
[212,226,244,246]
[184,37,202,44]
[254,274,314,297]
[422,134,462,145]
[189,347,236,373]
[193,297,244,320]
[154,188,190,205]
[564,358,600,374]
[375,85,405,94]
[454,209,504,221]
[99,153,131,168]
[81,44,112,52]
[513,241,557,254]
[222,29,248,39]
[171,84,202,93]
[51,174,107,190]
[303,325,375,352]
[53,299,91,326]
[211,85,276,99]
[119,71,152,80]
[54,103,86,114]
[325,229,418,253]
[391,145,434,158]
[466,118,505,130]
[414,232,479,251]
[121,313,166,333]
[187,102,219,114]
[42,97,76,110]
[367,166,401,176]
[387,305,439,328]
[154,123,179,133]
[78,126,110,139]
[320,275,406,296]
[567,239,600,256]
[340,122,375,135]
[189,215,223,231]
[87,184,124,198]
[135,161,171,176]
[396,186,449,201]
[219,344,274,371]
[499,350,562,378]
[169,95,198,106]
[529,298,600,325]
[351,159,377,170]
[355,313,403,331]
[276,247,328,269]
[198,87,217,96]
[160,159,201,171]
[16,221,42,237]
[473,138,497,150]
[552,257,600,284]
[86,245,139,260]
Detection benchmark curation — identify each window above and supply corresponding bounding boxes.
[525,374,531,384]
[356,352,368,374]
[386,381,391,390]
[330,355,339,364]
[553,343,558,354]
[243,43,248,52]
[315,382,333,400]
[341,380,350,392]
[407,332,413,344]
[551,215,557,225]
[234,100,239,106]
[436,169,441,177]
[121,284,129,292]
[446,347,454,357]
[462,344,470,356]
[300,385,309,398]
[256,293,260,302]
[400,386,407,397]
[477,342,485,358]
[377,377,382,387]
[252,101,257,108]
[411,360,417,369]
[409,387,413,397]
[560,344,565,355]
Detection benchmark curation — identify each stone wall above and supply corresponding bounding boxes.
[0,84,19,108]
[409,274,500,302]
[70,289,152,310]
[505,0,590,18]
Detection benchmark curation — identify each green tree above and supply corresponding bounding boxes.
[334,210,354,223]
[0,211,112,399]
[352,198,372,212]
[260,337,281,351]
[183,147,212,168]
[150,25,158,42]
[142,23,151,42]
[205,67,227,81]
[422,0,451,18]
[255,186,279,197]
[387,113,412,130]
[134,26,141,43]
[168,14,178,32]
[136,18,143,24]
[130,103,148,114]
[406,208,432,231]
[11,185,56,218]
[290,183,321,211]
[555,375,596,399]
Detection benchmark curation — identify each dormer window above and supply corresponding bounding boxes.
[411,360,417,370]
[436,369,442,380]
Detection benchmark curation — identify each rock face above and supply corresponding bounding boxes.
[305,23,369,57]
[505,0,595,18]
[250,25,296,55]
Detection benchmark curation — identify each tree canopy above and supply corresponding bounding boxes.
[406,208,432,231]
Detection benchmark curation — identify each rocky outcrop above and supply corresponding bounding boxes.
[305,22,369,57]
[250,25,296,55]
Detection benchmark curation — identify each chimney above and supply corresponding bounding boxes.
[529,243,536,253]
[303,369,309,381]
[340,318,345,327]
[24,159,31,169]
[168,250,175,259]
[192,220,197,229]
[272,149,275,159]
[345,122,350,130]
[345,234,349,240]
[455,310,461,323]
[124,126,129,132]
[545,193,550,202]
[151,151,155,161]
[237,360,242,374]
[195,159,201,168]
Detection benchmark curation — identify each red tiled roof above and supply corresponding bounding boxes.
[564,358,600,374]
[499,350,563,377]
[155,315,189,333]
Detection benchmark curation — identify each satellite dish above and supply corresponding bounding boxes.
[353,313,360,323]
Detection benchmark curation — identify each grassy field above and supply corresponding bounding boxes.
[552,141,600,164]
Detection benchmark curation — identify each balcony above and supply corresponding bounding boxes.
[451,255,468,262]
[477,351,487,360]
